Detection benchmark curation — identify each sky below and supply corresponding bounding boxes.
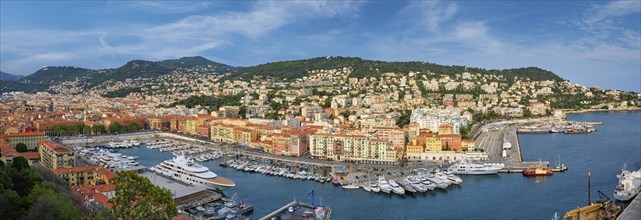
[1,0,640,91]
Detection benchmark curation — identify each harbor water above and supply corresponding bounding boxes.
[118,111,641,219]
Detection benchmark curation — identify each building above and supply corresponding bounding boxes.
[147,117,169,131]
[269,131,309,157]
[0,142,22,164]
[374,127,405,151]
[55,166,116,187]
[0,131,47,150]
[38,140,75,170]
[310,134,399,164]
[410,108,468,134]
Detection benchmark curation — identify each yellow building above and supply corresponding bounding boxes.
[54,166,116,187]
[425,135,442,151]
[38,140,75,170]
[179,117,206,135]
[310,134,399,165]
[233,128,257,146]
[1,132,47,150]
[210,124,235,143]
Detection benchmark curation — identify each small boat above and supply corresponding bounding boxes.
[370,183,381,193]
[332,177,341,186]
[398,180,417,194]
[341,184,360,189]
[363,185,371,192]
[523,164,553,176]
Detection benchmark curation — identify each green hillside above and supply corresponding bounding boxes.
[222,56,564,82]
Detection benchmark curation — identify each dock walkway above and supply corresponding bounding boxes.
[618,195,641,220]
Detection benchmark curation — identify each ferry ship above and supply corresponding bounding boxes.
[614,165,641,201]
[150,155,235,191]
[447,159,501,175]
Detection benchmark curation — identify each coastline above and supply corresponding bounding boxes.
[564,107,641,114]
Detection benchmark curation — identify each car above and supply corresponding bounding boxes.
[355,176,359,179]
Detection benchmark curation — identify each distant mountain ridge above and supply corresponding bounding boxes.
[223,56,563,82]
[1,56,565,93]
[0,56,237,93]
[0,71,23,81]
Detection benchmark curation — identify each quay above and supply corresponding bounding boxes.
[499,161,568,173]
[260,201,331,220]
[618,195,641,220]
[475,124,568,174]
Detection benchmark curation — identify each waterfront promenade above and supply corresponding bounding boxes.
[618,195,641,220]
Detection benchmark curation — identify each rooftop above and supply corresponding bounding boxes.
[260,201,331,220]
[38,140,72,153]
[140,170,207,200]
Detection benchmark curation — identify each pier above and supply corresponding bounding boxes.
[475,124,568,174]
[618,195,641,220]
[260,201,331,220]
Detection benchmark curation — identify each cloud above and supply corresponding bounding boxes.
[584,0,641,26]
[399,1,458,31]
[1,0,365,73]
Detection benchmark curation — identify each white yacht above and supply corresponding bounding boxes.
[425,175,448,189]
[378,176,392,194]
[447,159,501,175]
[444,172,463,185]
[388,180,405,195]
[370,183,381,193]
[405,177,428,192]
[151,155,235,191]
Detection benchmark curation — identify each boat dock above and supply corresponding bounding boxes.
[260,201,331,220]
[499,161,568,173]
[618,195,641,220]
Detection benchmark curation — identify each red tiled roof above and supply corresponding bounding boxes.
[38,140,71,153]
[20,152,40,160]
[94,193,112,209]
[0,144,21,158]
[0,131,45,137]
[97,184,116,192]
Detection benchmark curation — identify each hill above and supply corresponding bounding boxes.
[0,71,23,81]
[222,56,563,82]
[159,56,238,72]
[0,56,237,93]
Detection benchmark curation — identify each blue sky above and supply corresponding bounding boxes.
[1,1,639,91]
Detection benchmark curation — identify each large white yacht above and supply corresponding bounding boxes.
[447,159,501,175]
[151,155,235,191]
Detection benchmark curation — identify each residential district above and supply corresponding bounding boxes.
[1,65,640,219]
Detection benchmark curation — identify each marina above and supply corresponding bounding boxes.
[110,111,640,219]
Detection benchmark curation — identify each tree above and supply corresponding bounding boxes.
[127,122,142,132]
[12,156,30,170]
[93,124,106,134]
[111,171,177,219]
[15,143,28,152]
[396,110,412,128]
[83,125,92,135]
[108,122,122,133]
[239,105,247,119]
[51,124,68,136]
[25,184,83,220]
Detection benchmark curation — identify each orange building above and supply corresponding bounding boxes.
[55,166,116,187]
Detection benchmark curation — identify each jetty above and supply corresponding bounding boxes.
[260,201,331,220]
[618,195,641,220]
